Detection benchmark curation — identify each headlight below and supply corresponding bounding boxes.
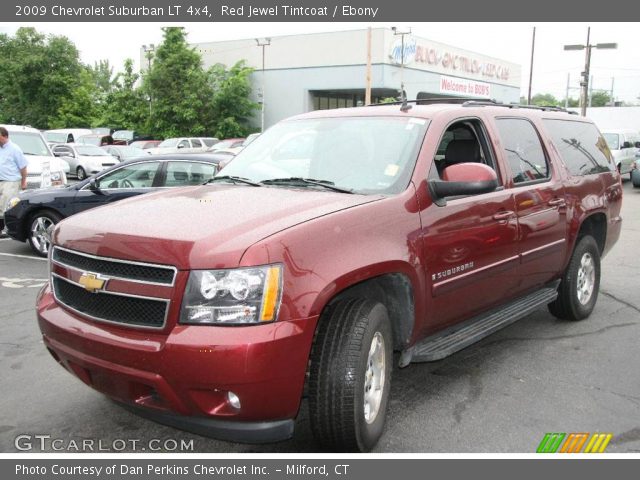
[180,264,282,325]
[7,197,21,210]
[50,171,61,181]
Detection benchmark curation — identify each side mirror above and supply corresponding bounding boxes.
[53,151,65,157]
[88,177,101,191]
[428,163,498,206]
[177,143,186,149]
[622,141,632,149]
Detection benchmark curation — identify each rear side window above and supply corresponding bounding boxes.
[495,118,549,184]
[542,119,614,176]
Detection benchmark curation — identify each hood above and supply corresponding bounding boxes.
[54,185,381,269]
[25,155,67,174]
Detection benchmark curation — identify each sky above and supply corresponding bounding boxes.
[1,22,639,103]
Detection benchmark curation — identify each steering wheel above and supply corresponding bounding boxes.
[121,179,134,188]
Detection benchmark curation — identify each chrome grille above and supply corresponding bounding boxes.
[52,246,176,285]
[52,275,168,328]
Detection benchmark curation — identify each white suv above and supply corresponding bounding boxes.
[2,125,68,189]
[601,129,640,176]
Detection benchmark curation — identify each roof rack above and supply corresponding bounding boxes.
[369,98,578,115]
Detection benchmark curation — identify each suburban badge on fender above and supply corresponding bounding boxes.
[78,273,108,293]
[432,262,475,281]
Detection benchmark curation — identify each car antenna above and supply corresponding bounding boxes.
[399,88,412,112]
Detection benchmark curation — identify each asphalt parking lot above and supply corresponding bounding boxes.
[1,181,639,454]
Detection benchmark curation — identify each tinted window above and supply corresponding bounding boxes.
[191,139,202,148]
[54,146,73,156]
[543,119,614,176]
[98,162,159,189]
[495,118,549,184]
[165,162,216,186]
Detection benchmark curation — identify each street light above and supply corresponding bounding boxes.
[255,38,271,132]
[392,26,412,102]
[564,28,617,116]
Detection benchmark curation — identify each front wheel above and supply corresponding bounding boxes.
[308,298,392,452]
[76,166,87,180]
[28,210,62,257]
[548,235,601,321]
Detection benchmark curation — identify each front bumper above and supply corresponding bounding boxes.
[37,284,318,443]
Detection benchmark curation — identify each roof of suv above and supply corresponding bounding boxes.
[289,100,585,122]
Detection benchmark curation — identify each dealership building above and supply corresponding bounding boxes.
[145,28,521,129]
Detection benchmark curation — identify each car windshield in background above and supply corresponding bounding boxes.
[219,117,429,195]
[44,132,67,143]
[115,146,147,158]
[113,130,134,141]
[602,133,620,150]
[77,145,108,156]
[10,132,51,156]
[158,138,179,148]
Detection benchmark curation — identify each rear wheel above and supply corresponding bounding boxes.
[632,170,640,188]
[27,210,62,257]
[308,298,392,452]
[548,235,601,321]
[76,166,87,180]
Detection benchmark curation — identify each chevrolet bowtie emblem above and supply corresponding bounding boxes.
[78,272,107,293]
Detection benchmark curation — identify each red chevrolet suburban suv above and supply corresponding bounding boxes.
[36,101,622,452]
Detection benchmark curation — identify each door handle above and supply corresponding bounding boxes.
[548,198,566,207]
[493,210,515,221]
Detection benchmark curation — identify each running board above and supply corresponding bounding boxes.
[399,283,559,367]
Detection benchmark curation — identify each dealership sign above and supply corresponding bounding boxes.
[389,37,417,65]
[440,75,492,98]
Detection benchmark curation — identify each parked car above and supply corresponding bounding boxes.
[631,158,640,188]
[2,125,68,189]
[112,130,159,145]
[147,137,216,154]
[102,145,150,161]
[35,101,622,452]
[92,127,119,135]
[51,143,118,179]
[44,128,92,144]
[76,134,123,147]
[210,134,260,155]
[601,129,640,176]
[4,153,221,256]
[209,138,245,152]
[129,140,162,150]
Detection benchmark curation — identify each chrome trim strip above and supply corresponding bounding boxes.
[432,255,520,289]
[51,273,168,330]
[520,239,566,258]
[52,246,177,287]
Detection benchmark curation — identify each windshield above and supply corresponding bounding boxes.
[44,132,67,143]
[602,133,620,150]
[113,130,134,140]
[158,138,179,148]
[9,132,51,156]
[76,145,108,156]
[219,117,429,195]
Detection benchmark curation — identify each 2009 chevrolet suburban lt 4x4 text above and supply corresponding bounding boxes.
[36,100,622,452]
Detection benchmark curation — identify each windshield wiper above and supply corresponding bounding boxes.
[207,175,262,187]
[261,177,354,194]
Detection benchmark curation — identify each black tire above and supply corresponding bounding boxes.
[632,171,640,188]
[308,298,392,452]
[27,210,62,257]
[548,235,601,321]
[76,166,87,180]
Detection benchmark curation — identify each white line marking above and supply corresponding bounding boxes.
[0,252,47,261]
[0,238,12,241]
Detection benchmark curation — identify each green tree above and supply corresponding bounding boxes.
[98,59,148,131]
[209,61,259,138]
[530,93,559,107]
[142,27,215,138]
[0,27,83,128]
[590,91,612,107]
[50,67,99,128]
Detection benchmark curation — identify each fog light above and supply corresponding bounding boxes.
[227,391,241,409]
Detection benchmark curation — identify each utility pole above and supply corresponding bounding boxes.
[610,77,615,106]
[365,27,372,106]
[588,74,593,108]
[392,26,411,101]
[527,27,536,105]
[142,44,155,117]
[565,73,570,108]
[564,27,617,117]
[255,38,271,132]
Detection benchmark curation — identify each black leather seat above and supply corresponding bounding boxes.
[443,139,481,168]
